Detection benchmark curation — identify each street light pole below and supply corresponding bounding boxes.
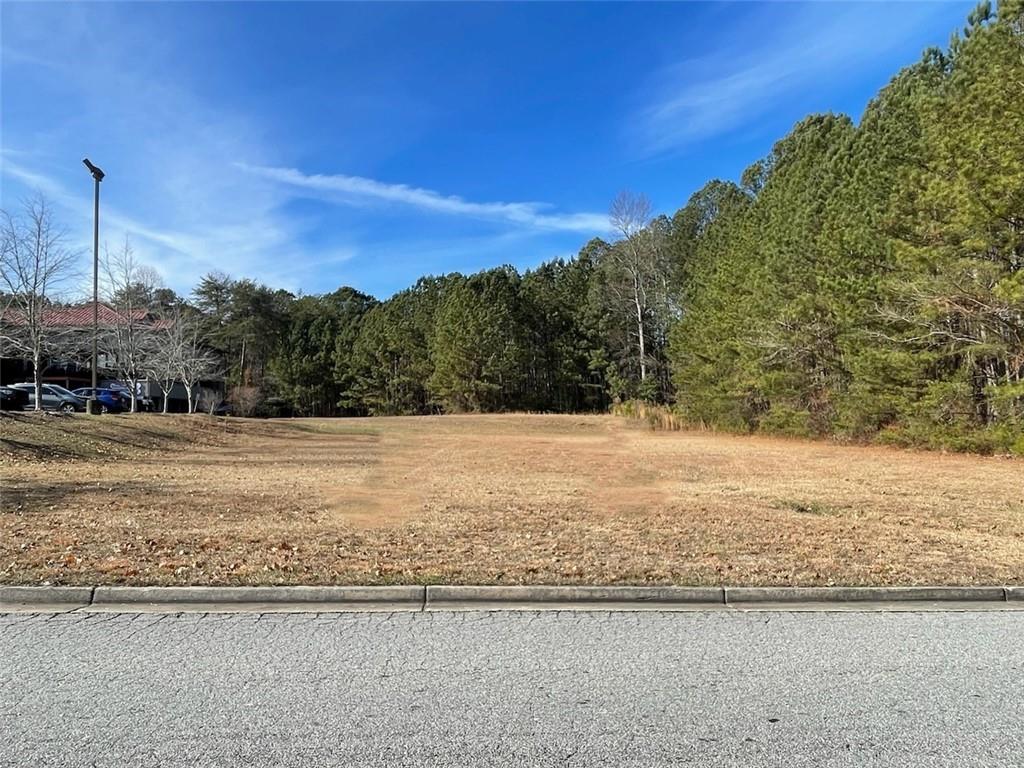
[83,158,105,416]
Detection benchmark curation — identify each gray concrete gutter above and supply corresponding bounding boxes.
[723,586,1013,611]
[1,584,1021,613]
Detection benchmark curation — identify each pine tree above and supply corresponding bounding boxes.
[428,267,526,412]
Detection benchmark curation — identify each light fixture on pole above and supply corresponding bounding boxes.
[83,158,105,416]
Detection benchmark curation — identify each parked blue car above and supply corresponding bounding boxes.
[71,387,125,414]
[99,381,154,411]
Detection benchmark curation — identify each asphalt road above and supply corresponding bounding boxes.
[2,610,1022,767]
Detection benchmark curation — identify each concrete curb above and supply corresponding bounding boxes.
[0,585,95,608]
[1,585,1019,612]
[91,585,426,609]
[426,585,724,609]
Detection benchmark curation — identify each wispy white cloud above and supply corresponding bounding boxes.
[639,62,797,151]
[240,164,612,235]
[2,2,612,301]
[0,5,354,296]
[1,155,320,297]
[634,4,959,155]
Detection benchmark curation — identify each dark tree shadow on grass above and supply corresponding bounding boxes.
[1,479,169,512]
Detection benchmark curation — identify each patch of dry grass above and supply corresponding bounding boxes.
[1,411,1022,586]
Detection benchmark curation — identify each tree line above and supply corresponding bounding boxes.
[669,1,1023,452]
[2,2,1021,452]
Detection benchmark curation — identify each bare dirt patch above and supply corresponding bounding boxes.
[1,412,1022,586]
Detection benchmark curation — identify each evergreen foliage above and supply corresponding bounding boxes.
[137,4,1022,451]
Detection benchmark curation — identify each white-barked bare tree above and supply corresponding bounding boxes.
[0,195,80,410]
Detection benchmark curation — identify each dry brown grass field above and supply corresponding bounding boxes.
[1,411,1022,586]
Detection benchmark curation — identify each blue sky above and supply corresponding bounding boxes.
[1,1,975,300]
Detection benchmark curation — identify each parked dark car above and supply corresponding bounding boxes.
[9,383,86,413]
[0,385,30,411]
[71,387,125,414]
[211,401,233,416]
[100,381,154,412]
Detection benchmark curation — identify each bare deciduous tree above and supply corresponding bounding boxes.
[101,236,160,412]
[176,312,218,414]
[0,195,79,410]
[197,386,224,416]
[606,190,671,387]
[144,305,186,414]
